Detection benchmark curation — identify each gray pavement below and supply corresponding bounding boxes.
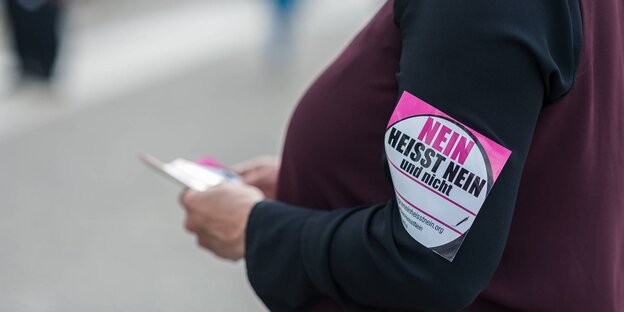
[0,1,381,311]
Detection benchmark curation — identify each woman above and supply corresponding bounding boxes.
[181,0,624,310]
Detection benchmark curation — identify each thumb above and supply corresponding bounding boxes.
[231,160,257,175]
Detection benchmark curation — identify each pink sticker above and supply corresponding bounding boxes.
[385,92,511,261]
[196,156,225,169]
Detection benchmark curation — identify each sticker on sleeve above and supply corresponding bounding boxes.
[385,92,511,261]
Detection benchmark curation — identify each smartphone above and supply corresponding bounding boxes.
[139,154,238,191]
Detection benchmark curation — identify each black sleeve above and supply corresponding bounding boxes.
[245,1,581,311]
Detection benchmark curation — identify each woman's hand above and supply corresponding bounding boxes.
[180,183,264,261]
[232,156,280,200]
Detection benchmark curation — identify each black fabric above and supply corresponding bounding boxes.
[5,0,63,79]
[245,1,581,311]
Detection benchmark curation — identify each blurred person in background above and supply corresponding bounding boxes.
[5,0,63,83]
[267,0,298,66]
[181,0,623,311]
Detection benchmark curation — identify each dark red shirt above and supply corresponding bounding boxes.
[246,0,623,310]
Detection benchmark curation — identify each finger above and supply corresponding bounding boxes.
[180,189,200,211]
[184,212,219,234]
[231,159,258,175]
[184,216,198,233]
[179,188,190,207]
[240,169,263,185]
[197,235,216,250]
[232,155,277,175]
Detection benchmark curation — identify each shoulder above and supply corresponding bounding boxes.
[393,0,582,102]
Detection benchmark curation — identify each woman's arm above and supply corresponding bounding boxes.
[246,0,581,310]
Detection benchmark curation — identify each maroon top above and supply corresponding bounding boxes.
[277,2,399,210]
[255,0,624,310]
[470,0,624,310]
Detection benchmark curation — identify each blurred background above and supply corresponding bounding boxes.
[0,0,383,311]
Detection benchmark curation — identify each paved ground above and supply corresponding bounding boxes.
[0,1,381,311]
